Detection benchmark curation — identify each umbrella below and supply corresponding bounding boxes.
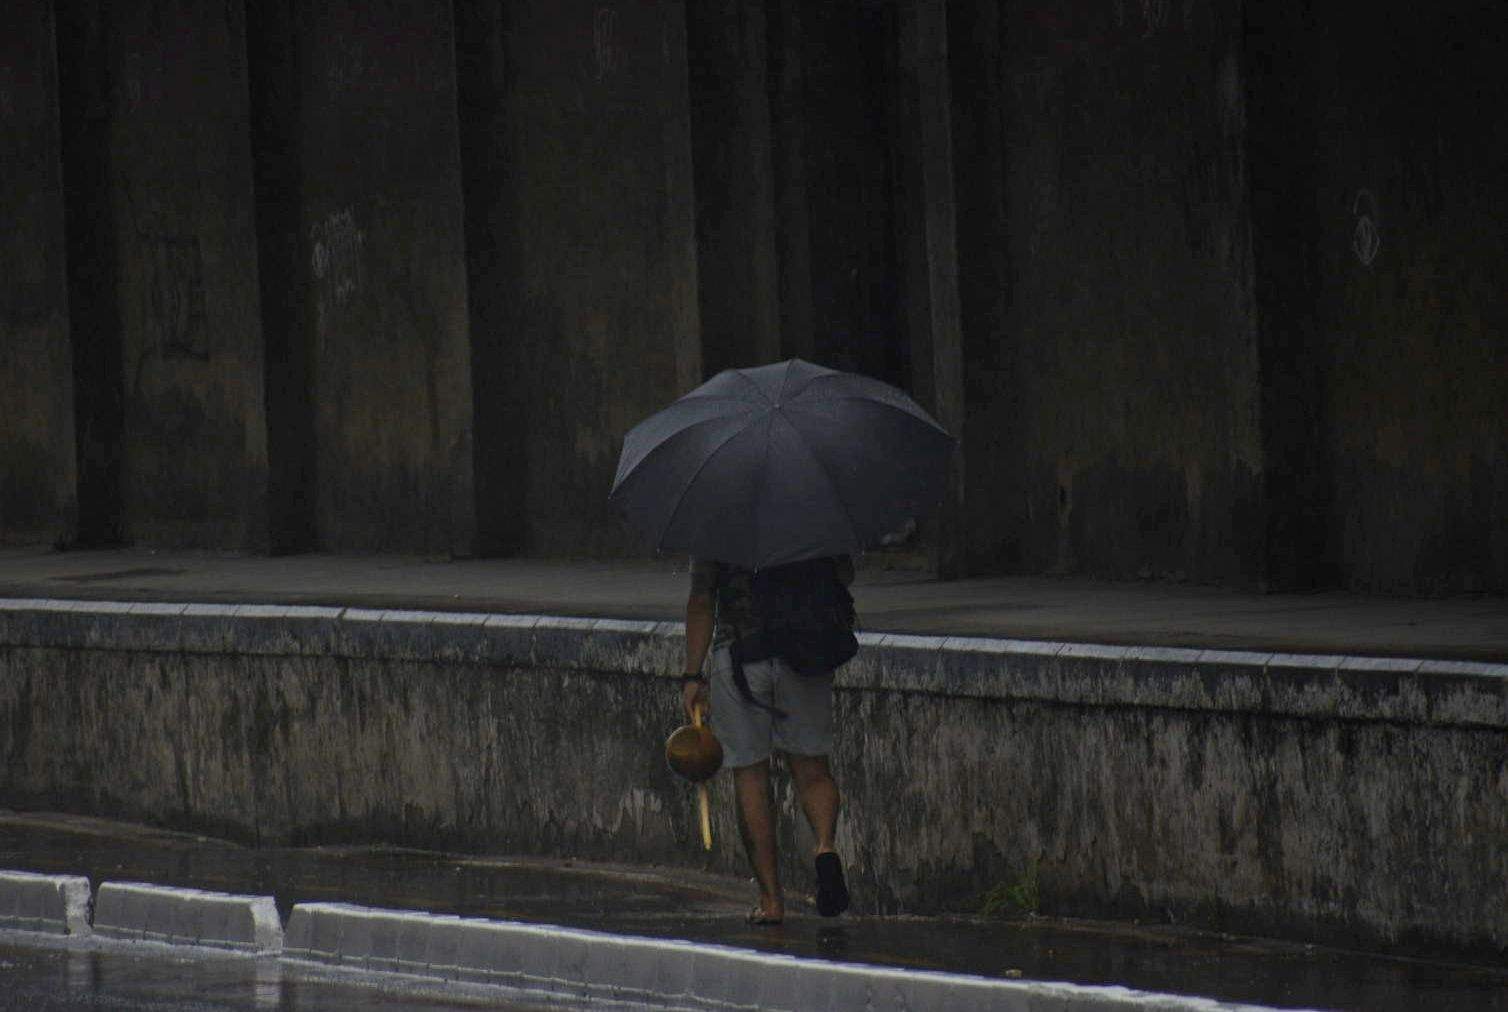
[609,358,954,570]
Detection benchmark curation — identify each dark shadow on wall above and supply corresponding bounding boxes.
[55,0,124,549]
[52,4,123,548]
[948,0,1015,572]
[455,0,527,558]
[689,0,910,391]
[1243,0,1335,592]
[247,0,318,555]
[781,0,910,391]
[799,1,908,392]
[686,0,781,378]
[1299,0,1507,595]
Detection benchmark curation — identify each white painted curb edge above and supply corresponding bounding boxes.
[281,901,1291,1012]
[93,880,282,952]
[0,872,1296,1010]
[0,870,92,936]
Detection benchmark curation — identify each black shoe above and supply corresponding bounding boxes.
[814,852,850,917]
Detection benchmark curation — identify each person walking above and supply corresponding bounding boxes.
[611,360,950,920]
[679,555,854,925]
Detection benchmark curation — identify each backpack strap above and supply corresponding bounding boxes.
[729,635,788,718]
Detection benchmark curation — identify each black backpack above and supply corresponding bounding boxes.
[743,556,858,676]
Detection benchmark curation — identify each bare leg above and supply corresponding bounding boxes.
[787,753,839,855]
[788,752,849,916]
[733,760,783,921]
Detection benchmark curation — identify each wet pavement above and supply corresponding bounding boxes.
[1,812,1505,1010]
[0,937,569,1010]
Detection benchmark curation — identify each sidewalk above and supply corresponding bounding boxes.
[2,811,1506,1011]
[2,546,1505,660]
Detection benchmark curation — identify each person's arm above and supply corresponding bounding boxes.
[682,560,717,719]
[682,589,714,718]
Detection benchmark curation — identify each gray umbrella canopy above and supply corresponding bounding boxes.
[609,358,954,570]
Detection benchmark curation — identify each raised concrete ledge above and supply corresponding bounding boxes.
[282,902,1271,1011]
[0,597,1504,728]
[93,881,282,952]
[0,870,91,935]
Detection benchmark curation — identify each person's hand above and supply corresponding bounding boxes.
[682,677,709,722]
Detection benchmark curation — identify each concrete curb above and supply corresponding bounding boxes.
[0,870,91,935]
[0,871,1290,1009]
[93,881,282,952]
[281,901,1275,1011]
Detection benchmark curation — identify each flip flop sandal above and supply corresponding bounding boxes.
[746,906,784,926]
[814,852,850,918]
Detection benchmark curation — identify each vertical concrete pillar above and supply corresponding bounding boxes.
[457,0,701,557]
[1243,2,1333,592]
[455,0,524,557]
[946,0,1012,574]
[794,3,905,385]
[945,0,1265,586]
[101,0,270,549]
[1249,2,1507,593]
[687,0,781,377]
[55,0,124,547]
[247,0,317,555]
[663,4,704,397]
[766,0,814,362]
[298,0,476,555]
[897,0,965,578]
[0,1,76,545]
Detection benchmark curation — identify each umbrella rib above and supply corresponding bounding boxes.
[784,395,954,438]
[611,410,753,495]
[747,410,778,570]
[778,359,835,401]
[652,411,767,556]
[775,359,798,404]
[778,412,864,554]
[681,392,769,407]
[732,369,774,405]
[784,371,850,401]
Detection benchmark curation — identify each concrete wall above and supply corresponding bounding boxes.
[1302,3,1508,594]
[689,1,910,387]
[1,604,1504,960]
[246,0,316,556]
[104,0,269,549]
[0,2,76,545]
[459,0,701,558]
[2,0,1503,593]
[951,0,1507,592]
[793,3,907,387]
[296,0,476,555]
[952,0,1265,585]
[685,0,781,377]
[53,0,125,548]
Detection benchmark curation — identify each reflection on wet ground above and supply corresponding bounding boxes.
[2,811,1505,1011]
[0,939,577,1010]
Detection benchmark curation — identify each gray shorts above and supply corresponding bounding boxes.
[708,643,835,769]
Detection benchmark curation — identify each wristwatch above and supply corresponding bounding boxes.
[678,672,707,685]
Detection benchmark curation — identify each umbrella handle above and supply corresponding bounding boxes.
[692,702,712,849]
[698,783,712,851]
